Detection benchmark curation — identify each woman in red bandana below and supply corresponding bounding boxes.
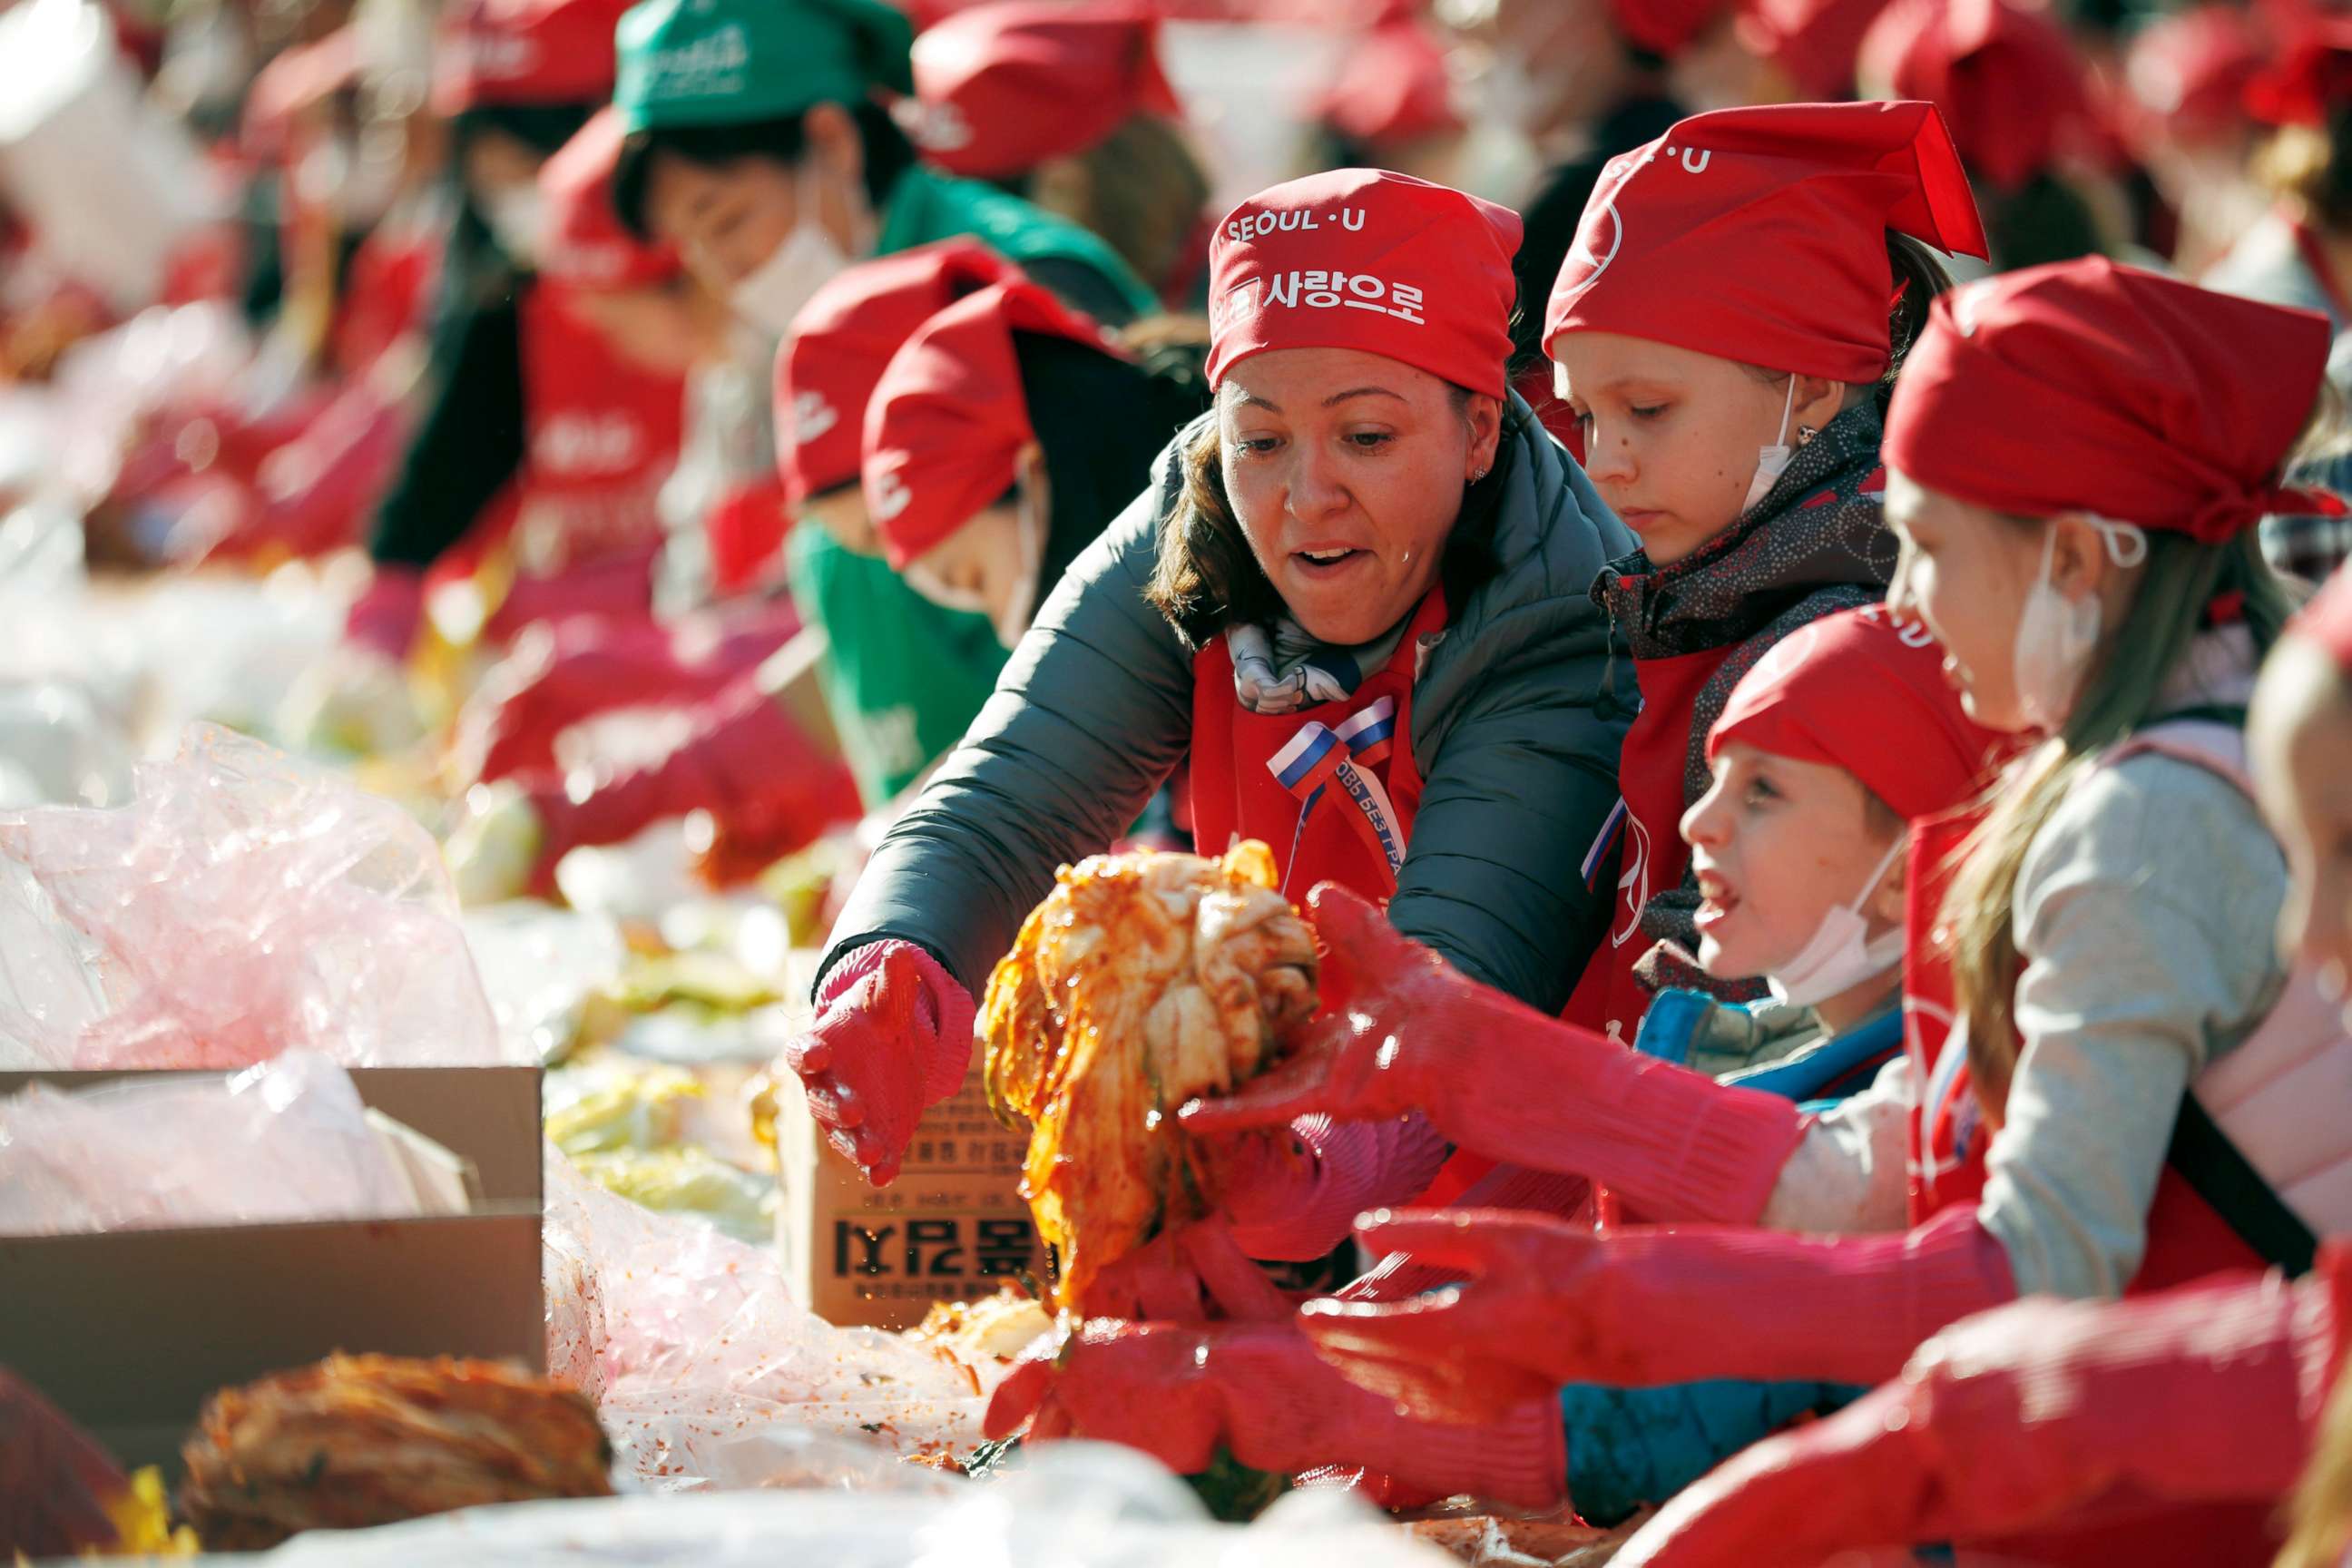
[1187,260,2348,1568]
[1545,98,1987,1048]
[313,0,693,753]
[777,171,1635,1250]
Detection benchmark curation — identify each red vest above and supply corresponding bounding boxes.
[426,284,686,644]
[1898,741,2309,1568]
[1188,593,1443,906]
[1571,645,1731,1045]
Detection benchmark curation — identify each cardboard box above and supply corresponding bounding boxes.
[775,1043,1046,1330]
[0,1065,544,1475]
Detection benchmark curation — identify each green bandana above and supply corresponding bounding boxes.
[613,0,914,132]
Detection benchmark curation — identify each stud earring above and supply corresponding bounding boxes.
[1797,426,1818,446]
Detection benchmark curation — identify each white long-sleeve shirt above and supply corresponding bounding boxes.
[1763,633,2288,1299]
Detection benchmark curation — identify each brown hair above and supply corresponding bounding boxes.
[1025,113,1211,299]
[2258,112,2352,233]
[1940,523,2297,1116]
[2279,1362,2352,1568]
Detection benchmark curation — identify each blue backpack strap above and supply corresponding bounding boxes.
[1723,1007,1903,1104]
[1630,989,1720,1068]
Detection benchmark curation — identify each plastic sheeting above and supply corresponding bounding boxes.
[542,1147,999,1488]
[0,724,513,1069]
[0,1051,420,1234]
[262,1444,1459,1566]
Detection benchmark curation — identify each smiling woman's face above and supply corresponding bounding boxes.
[1216,348,1500,646]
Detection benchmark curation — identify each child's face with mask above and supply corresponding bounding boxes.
[1553,332,1847,567]
[1681,740,1906,1014]
[897,443,1052,649]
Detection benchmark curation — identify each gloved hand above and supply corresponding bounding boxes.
[1182,884,1804,1224]
[524,679,860,894]
[456,616,788,786]
[1613,1249,2352,1568]
[1,1367,127,1558]
[1218,1112,1452,1263]
[777,938,974,1188]
[1079,1216,1298,1324]
[1297,1206,2016,1427]
[985,1318,1569,1513]
[344,564,426,663]
[482,546,659,647]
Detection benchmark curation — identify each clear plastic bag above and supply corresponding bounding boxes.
[542,1149,995,1486]
[256,1446,1458,1567]
[0,723,512,1069]
[462,903,628,1064]
[0,1050,421,1234]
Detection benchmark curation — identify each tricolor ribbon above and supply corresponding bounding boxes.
[1269,695,1406,893]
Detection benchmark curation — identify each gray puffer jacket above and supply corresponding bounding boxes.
[818,396,1639,1013]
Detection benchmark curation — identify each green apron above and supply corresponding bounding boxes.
[786,520,1008,806]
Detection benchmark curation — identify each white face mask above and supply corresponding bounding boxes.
[729,162,854,337]
[483,187,545,263]
[992,491,1047,650]
[1766,837,1907,1009]
[901,493,1045,650]
[1743,375,1798,515]
[2010,515,2147,733]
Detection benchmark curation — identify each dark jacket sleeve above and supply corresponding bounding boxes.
[818,466,1194,995]
[367,286,527,569]
[1388,425,1632,1013]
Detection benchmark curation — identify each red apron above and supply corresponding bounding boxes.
[1899,808,2286,1568]
[426,284,687,644]
[332,220,443,377]
[1572,646,1730,1045]
[1189,592,1445,906]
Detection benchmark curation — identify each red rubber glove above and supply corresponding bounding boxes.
[484,545,659,647]
[0,1367,127,1558]
[1298,1206,2015,1427]
[525,677,861,891]
[1615,1247,2352,1568]
[345,564,426,663]
[1079,1217,1299,1324]
[985,1319,1569,1513]
[240,379,408,561]
[459,614,793,785]
[1183,884,1804,1225]
[778,938,975,1188]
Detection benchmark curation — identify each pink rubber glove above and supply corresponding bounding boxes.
[525,677,862,891]
[1298,1205,2015,1427]
[1183,884,1804,1226]
[1218,1112,1452,1264]
[985,1318,1569,1513]
[1616,1247,2352,1568]
[245,379,408,561]
[460,614,793,785]
[345,564,426,663]
[1080,1217,1299,1324]
[1,1367,127,1558]
[778,938,974,1188]
[484,545,659,647]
